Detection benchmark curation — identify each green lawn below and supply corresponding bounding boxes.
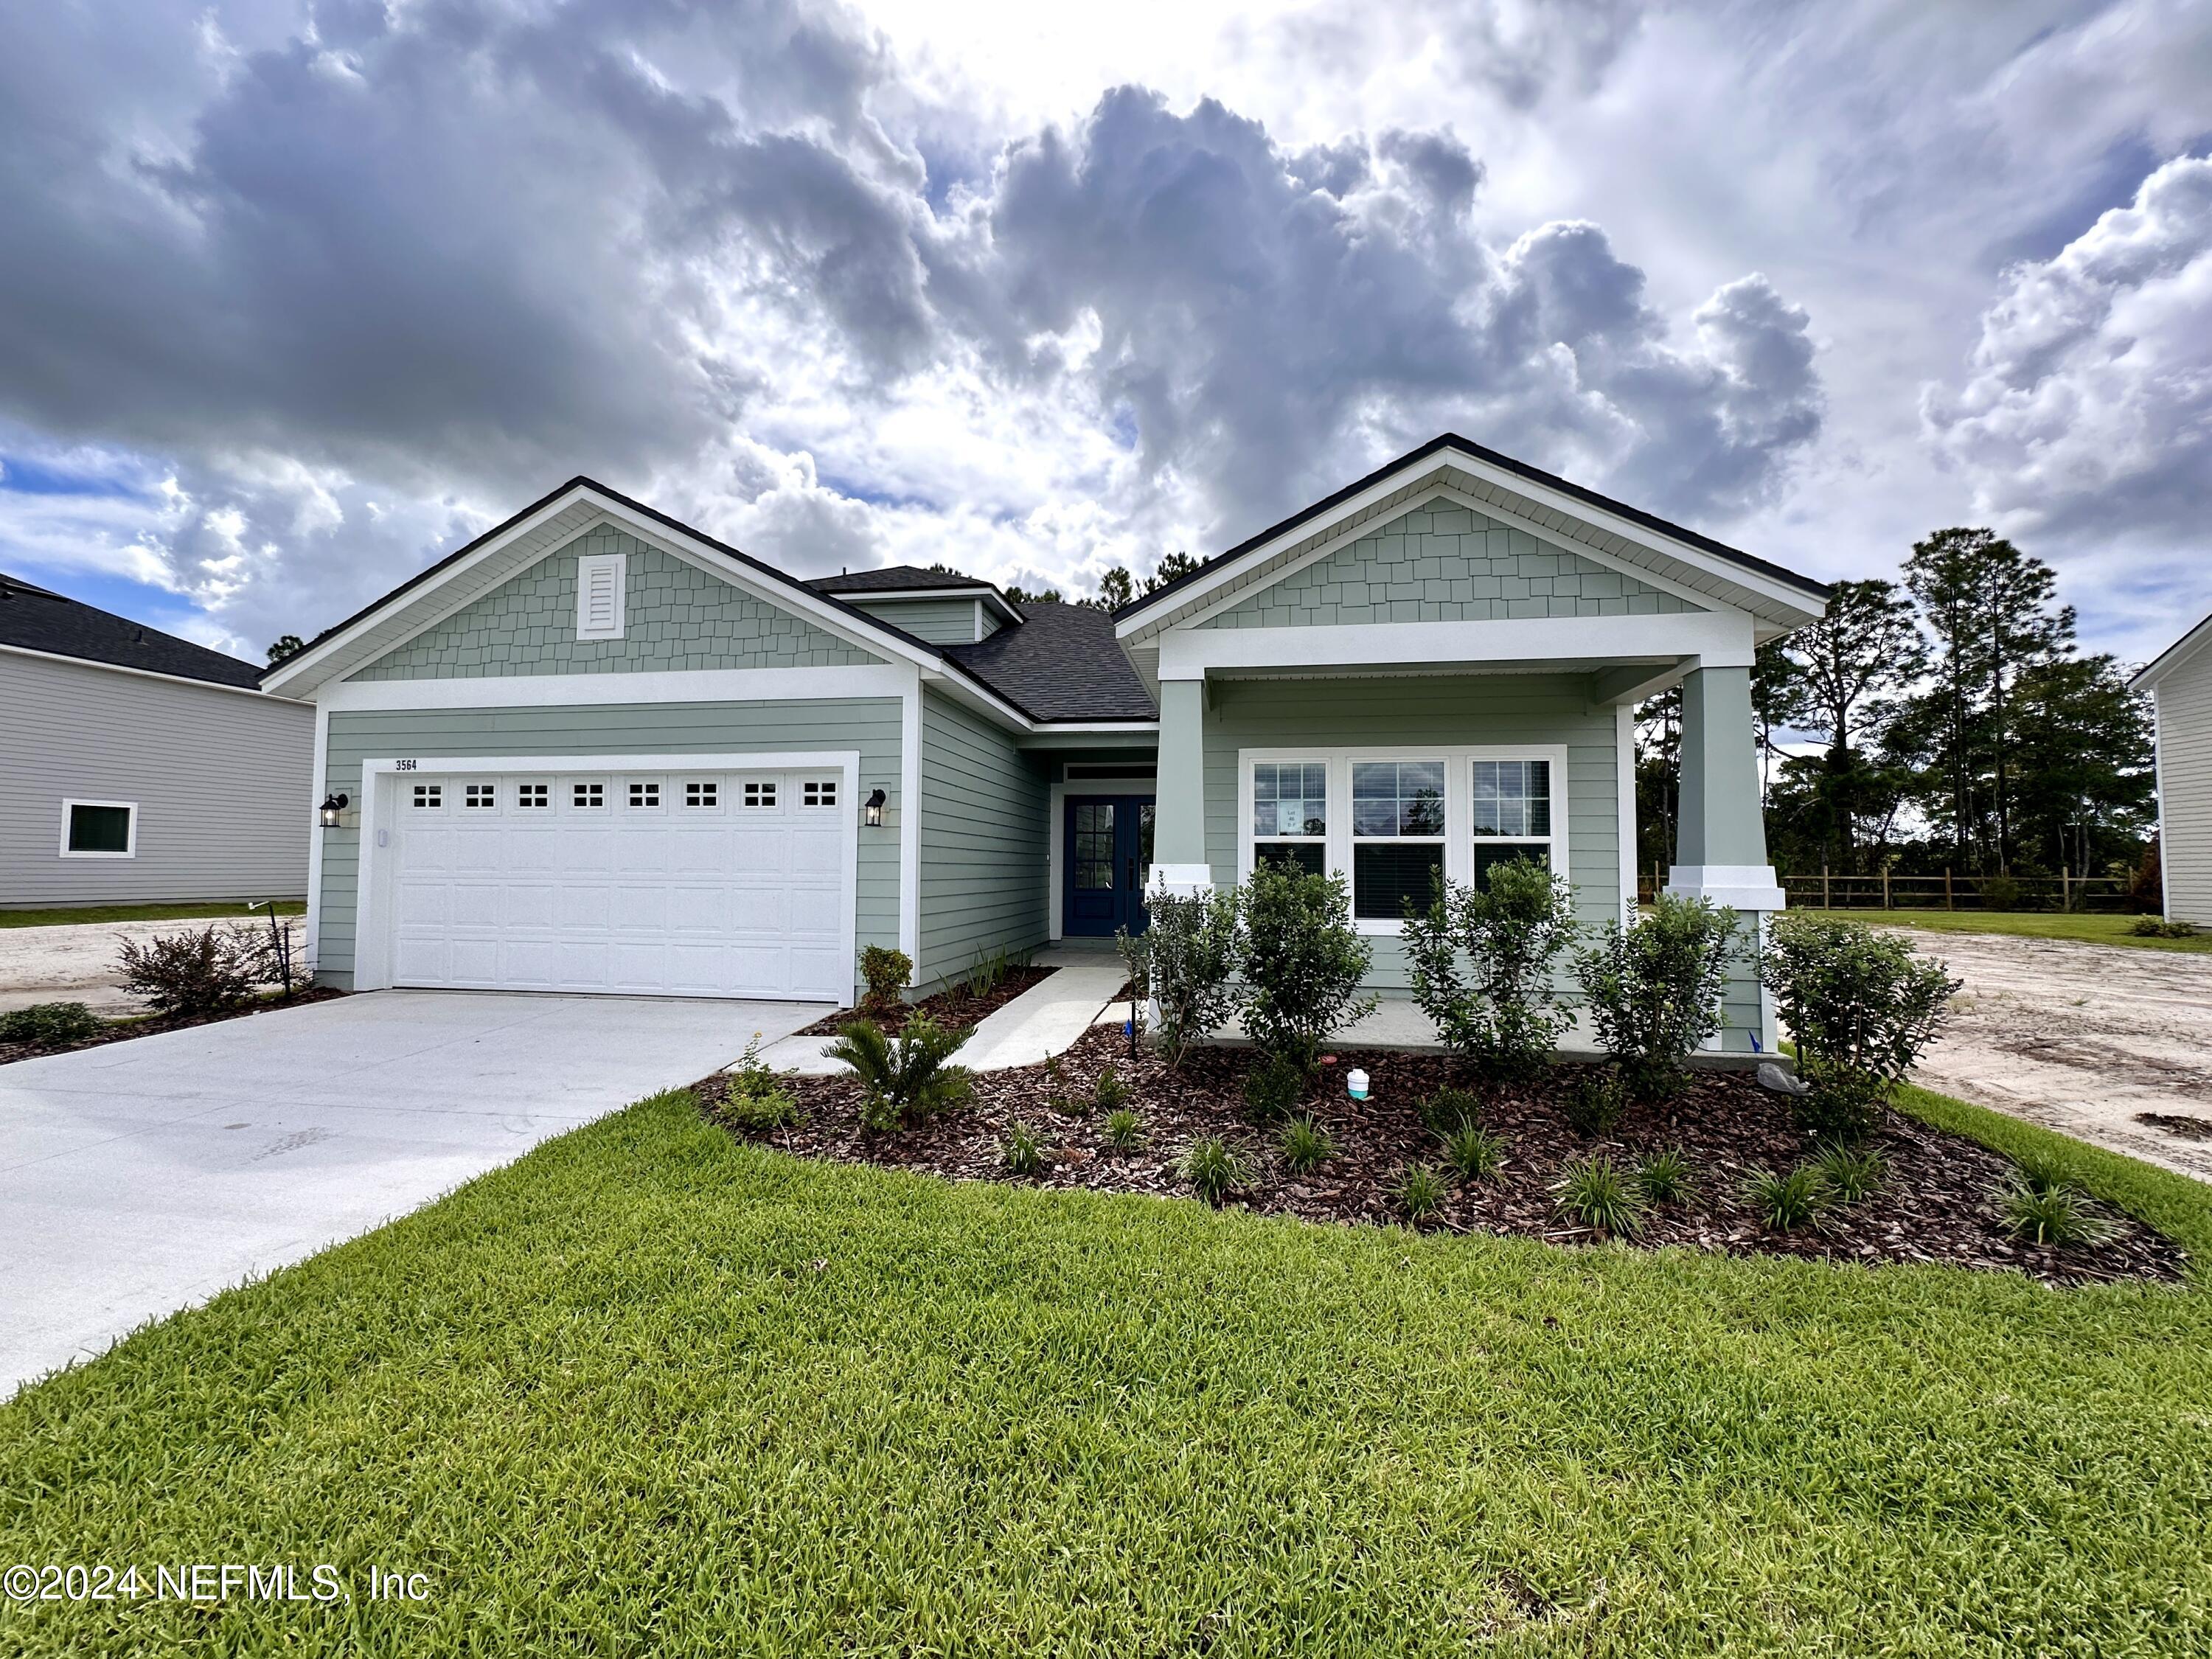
[0,900,305,930]
[3,1089,2208,1655]
[1840,907,2212,953]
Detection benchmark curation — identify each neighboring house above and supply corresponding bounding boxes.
[2132,610,2212,925]
[1,572,315,908]
[263,434,1828,1048]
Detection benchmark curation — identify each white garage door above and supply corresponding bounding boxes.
[386,767,852,1001]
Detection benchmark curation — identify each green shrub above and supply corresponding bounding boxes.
[1401,859,1579,1082]
[1554,1155,1644,1238]
[858,945,913,1018]
[1417,1085,1484,1135]
[1563,1066,1627,1137]
[116,925,262,1018]
[1138,887,1245,1066]
[1635,1147,1694,1206]
[829,1013,973,1132]
[1395,1164,1448,1223]
[1179,1135,1253,1206]
[1978,874,2023,912]
[1101,1108,1145,1152]
[1998,1178,2119,1248]
[1572,895,1739,1101]
[1745,1165,1832,1232]
[1241,1052,1305,1124]
[2129,916,2199,939]
[1002,1120,1047,1178]
[1091,1065,1131,1113]
[1278,1114,1334,1175]
[1761,914,1957,1136]
[720,1039,803,1132]
[1809,1140,1886,1204]
[1440,1122,1506,1182]
[0,1001,102,1046]
[1239,860,1375,1074]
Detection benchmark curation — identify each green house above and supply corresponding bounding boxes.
[263,434,1829,1050]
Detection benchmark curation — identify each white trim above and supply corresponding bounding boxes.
[2152,692,2171,919]
[307,701,330,973]
[1048,778,1158,939]
[1236,745,1570,934]
[974,598,985,643]
[900,674,921,975]
[574,552,627,640]
[0,640,297,703]
[1158,612,1754,679]
[1664,864,1787,911]
[1616,700,1637,924]
[58,797,139,858]
[2132,610,2212,692]
[320,663,914,712]
[352,750,860,995]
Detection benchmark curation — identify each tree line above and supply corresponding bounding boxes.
[1637,527,2157,888]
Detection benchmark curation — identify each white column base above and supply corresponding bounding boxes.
[1147,863,1215,899]
[1665,864,1787,911]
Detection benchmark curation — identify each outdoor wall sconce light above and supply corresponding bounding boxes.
[863,787,886,828]
[319,793,349,829]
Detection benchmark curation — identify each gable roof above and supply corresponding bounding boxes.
[946,601,1156,721]
[810,564,995,595]
[2131,608,2212,692]
[1115,433,1831,637]
[1,571,265,689]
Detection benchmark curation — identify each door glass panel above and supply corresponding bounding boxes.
[1075,802,1115,890]
[1138,803,1155,869]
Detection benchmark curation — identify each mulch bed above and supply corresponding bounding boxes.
[700,1028,2190,1288]
[798,965,1060,1037]
[0,987,347,1066]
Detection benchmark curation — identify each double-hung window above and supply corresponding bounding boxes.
[1251,761,1327,877]
[1351,760,1445,919]
[1470,759,1554,880]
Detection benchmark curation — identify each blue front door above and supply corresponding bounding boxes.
[1063,796,1154,936]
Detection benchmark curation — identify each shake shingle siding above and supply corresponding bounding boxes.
[917,689,1048,980]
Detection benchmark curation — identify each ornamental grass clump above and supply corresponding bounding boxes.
[1572,895,1739,1102]
[1745,1164,1832,1232]
[1401,858,1579,1082]
[1998,1175,2119,1247]
[1180,1135,1254,1206]
[1395,1164,1448,1223]
[829,1012,973,1132]
[1554,1155,1645,1238]
[1634,1147,1694,1206]
[1440,1122,1506,1182]
[1101,1108,1145,1152]
[1277,1114,1334,1175]
[1001,1120,1047,1178]
[1760,914,1958,1140]
[1239,860,1374,1075]
[1809,1140,1887,1204]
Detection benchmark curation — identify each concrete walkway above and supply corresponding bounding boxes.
[757,945,1133,1077]
[1,990,811,1397]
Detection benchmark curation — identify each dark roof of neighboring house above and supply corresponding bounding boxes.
[947,600,1157,722]
[1116,431,1833,625]
[0,571,265,689]
[807,564,998,595]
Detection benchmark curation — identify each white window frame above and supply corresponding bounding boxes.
[1469,757,1559,877]
[1248,758,1331,875]
[799,778,840,811]
[58,797,139,859]
[575,552,627,641]
[1237,745,1572,935]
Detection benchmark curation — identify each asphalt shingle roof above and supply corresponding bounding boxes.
[808,565,998,595]
[947,600,1156,722]
[0,572,265,689]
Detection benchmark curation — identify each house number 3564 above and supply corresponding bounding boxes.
[395,759,417,771]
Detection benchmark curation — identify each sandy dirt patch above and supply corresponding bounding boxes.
[0,917,299,1017]
[1882,927,2212,1184]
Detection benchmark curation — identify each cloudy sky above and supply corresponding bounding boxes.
[1,0,2208,667]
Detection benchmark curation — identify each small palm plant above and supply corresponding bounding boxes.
[1396,1164,1449,1223]
[1278,1114,1333,1175]
[828,1013,973,1132]
[1554,1155,1645,1238]
[1440,1122,1506,1182]
[1180,1135,1254,1206]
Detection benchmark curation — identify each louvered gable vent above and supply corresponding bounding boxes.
[576,552,627,640]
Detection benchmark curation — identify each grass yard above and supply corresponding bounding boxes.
[0,900,305,930]
[1840,907,2212,953]
[3,1088,2209,1655]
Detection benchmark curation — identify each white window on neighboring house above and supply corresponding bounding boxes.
[576,552,627,640]
[1251,760,1328,878]
[1470,759,1554,883]
[60,799,137,858]
[1350,759,1446,920]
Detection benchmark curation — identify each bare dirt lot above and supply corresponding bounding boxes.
[0,917,299,1018]
[1882,926,2212,1184]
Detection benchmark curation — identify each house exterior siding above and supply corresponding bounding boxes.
[2153,648,2212,924]
[1,650,313,906]
[918,688,1048,980]
[842,597,994,646]
[1201,502,1697,630]
[355,527,877,680]
[313,698,904,992]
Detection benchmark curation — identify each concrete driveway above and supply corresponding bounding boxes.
[1,990,815,1397]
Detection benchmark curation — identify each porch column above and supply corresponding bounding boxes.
[1151,675,1213,897]
[1666,664,1784,1052]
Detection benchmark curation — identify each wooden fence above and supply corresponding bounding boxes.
[1635,865,2133,912]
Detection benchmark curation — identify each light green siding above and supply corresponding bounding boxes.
[844,596,990,646]
[314,698,903,995]
[917,689,1048,981]
[1198,675,1621,992]
[354,528,877,680]
[1203,502,1697,628]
